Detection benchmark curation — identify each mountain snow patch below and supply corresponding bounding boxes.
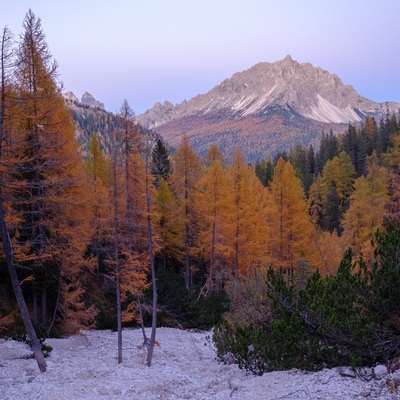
[304,94,362,124]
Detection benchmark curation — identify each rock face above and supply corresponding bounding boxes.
[63,91,105,110]
[63,91,79,103]
[136,55,397,129]
[81,91,105,110]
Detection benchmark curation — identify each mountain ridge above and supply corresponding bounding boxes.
[134,56,399,162]
[137,56,398,129]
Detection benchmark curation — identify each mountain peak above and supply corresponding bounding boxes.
[282,54,295,64]
[63,91,105,110]
[81,92,105,110]
[137,57,391,128]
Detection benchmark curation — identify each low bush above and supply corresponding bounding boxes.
[214,224,400,374]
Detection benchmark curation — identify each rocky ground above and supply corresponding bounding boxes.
[1,328,399,399]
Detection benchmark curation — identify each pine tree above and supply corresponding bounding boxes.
[151,139,172,189]
[320,152,356,234]
[255,158,274,187]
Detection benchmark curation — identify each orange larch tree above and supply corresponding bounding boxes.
[267,157,317,278]
[196,146,229,295]
[226,148,268,281]
[12,10,96,336]
[170,135,201,289]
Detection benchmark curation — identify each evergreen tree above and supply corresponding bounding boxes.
[316,130,338,173]
[151,139,172,189]
[255,158,274,187]
[320,152,356,234]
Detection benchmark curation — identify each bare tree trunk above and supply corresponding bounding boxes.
[112,156,123,364]
[0,196,47,372]
[33,287,38,325]
[145,152,157,367]
[41,287,47,327]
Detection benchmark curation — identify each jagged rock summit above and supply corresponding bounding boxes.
[137,56,395,129]
[80,91,105,110]
[63,91,105,110]
[63,91,79,104]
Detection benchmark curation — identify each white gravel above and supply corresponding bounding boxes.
[1,328,399,399]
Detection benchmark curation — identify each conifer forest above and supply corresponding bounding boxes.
[1,10,400,374]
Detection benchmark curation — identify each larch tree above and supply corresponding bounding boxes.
[341,153,389,257]
[144,139,160,367]
[85,133,110,275]
[155,177,181,268]
[107,112,148,364]
[12,10,96,336]
[171,135,201,289]
[0,24,47,373]
[196,146,229,295]
[384,135,400,227]
[268,157,316,276]
[226,148,268,284]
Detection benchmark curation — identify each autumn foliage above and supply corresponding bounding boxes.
[2,8,400,377]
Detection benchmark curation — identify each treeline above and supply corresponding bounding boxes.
[214,114,400,374]
[255,113,399,235]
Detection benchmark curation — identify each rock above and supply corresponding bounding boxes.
[229,378,241,391]
[358,367,374,381]
[63,91,79,103]
[223,352,236,365]
[81,91,105,110]
[338,367,357,378]
[374,364,388,380]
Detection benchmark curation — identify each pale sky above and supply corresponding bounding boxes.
[2,0,400,114]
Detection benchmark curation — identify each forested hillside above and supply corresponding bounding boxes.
[1,10,400,375]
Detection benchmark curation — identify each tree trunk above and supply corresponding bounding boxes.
[0,194,47,372]
[113,157,122,364]
[41,287,47,327]
[33,287,38,325]
[145,154,157,367]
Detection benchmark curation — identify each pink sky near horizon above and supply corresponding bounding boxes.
[2,0,400,114]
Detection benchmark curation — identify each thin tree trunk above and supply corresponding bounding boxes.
[41,287,47,327]
[113,157,122,364]
[47,279,61,337]
[145,153,157,367]
[33,287,38,325]
[208,218,216,295]
[0,195,47,372]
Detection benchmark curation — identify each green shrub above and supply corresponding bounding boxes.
[11,323,53,358]
[214,224,400,374]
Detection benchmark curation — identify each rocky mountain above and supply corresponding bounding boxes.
[137,56,399,162]
[64,91,105,110]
